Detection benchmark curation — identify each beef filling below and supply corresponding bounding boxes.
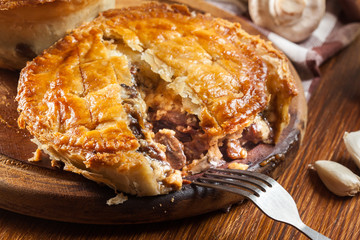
[148,108,211,162]
[155,129,186,169]
[122,105,167,162]
[121,84,144,140]
[242,115,273,145]
[148,103,276,168]
[126,109,144,139]
[138,139,166,162]
[125,98,274,170]
[122,65,274,170]
[225,139,248,160]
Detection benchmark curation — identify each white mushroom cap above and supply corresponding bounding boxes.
[249,0,326,42]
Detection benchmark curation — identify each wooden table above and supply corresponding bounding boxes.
[1,1,360,239]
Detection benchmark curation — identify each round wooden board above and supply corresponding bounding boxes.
[0,1,307,224]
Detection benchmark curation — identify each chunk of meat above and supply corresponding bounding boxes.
[226,139,247,160]
[138,139,166,161]
[151,110,199,131]
[182,133,210,161]
[155,129,186,170]
[242,115,273,144]
[149,108,210,161]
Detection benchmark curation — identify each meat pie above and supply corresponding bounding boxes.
[16,2,297,196]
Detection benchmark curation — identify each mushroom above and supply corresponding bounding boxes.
[248,0,326,42]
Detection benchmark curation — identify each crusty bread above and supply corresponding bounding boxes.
[16,2,297,196]
[0,0,115,70]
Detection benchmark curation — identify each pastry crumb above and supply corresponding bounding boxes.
[228,162,249,170]
[106,193,128,206]
[28,148,42,162]
[51,160,62,168]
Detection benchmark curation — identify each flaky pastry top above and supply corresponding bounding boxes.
[16,2,297,195]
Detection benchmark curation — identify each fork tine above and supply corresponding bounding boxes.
[209,168,274,186]
[203,172,268,192]
[196,175,264,197]
[193,179,253,199]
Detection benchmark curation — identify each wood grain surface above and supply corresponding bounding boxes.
[0,0,359,239]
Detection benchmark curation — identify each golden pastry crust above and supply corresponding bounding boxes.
[0,0,96,11]
[0,0,115,70]
[16,2,297,196]
[0,0,56,10]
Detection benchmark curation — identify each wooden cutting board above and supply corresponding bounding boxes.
[0,0,307,224]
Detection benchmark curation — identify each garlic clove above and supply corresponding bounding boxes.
[344,131,360,169]
[313,160,360,196]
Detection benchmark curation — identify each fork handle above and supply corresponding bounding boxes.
[296,223,331,240]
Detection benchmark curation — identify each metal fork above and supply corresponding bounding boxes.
[193,169,330,240]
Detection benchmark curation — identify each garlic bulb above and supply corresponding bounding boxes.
[344,131,360,169]
[313,160,360,197]
[248,0,326,42]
